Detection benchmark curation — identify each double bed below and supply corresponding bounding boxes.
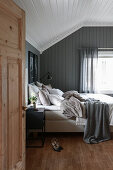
[35,93,113,132]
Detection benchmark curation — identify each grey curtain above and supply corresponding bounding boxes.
[79,48,98,93]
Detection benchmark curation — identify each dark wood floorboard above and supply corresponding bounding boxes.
[26,133,113,170]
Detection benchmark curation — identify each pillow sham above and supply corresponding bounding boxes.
[29,84,42,105]
[29,84,40,98]
[48,88,64,96]
[42,87,49,95]
[36,81,43,87]
[42,84,52,90]
[39,90,50,106]
[48,94,64,106]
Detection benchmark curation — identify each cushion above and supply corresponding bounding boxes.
[42,87,49,95]
[39,90,51,106]
[36,81,43,87]
[48,88,64,96]
[42,84,52,90]
[36,96,42,105]
[28,84,41,105]
[29,84,40,98]
[48,94,64,106]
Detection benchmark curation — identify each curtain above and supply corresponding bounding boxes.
[79,48,98,93]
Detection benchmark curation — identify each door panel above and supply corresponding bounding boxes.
[0,8,19,49]
[0,1,25,170]
[8,58,22,170]
[0,56,8,170]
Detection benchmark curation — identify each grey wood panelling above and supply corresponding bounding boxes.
[40,27,113,92]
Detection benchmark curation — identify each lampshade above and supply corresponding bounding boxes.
[40,72,52,82]
[47,72,52,80]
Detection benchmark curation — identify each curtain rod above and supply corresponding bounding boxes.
[78,48,113,50]
[98,48,113,50]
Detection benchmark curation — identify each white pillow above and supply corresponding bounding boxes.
[42,84,52,90]
[48,94,64,106]
[39,90,50,106]
[48,88,64,96]
[29,84,42,105]
[29,84,40,98]
[42,88,49,95]
[36,81,43,87]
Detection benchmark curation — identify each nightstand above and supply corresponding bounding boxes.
[26,107,45,147]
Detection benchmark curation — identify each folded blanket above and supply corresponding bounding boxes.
[84,100,111,144]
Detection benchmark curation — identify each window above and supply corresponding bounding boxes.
[95,50,113,94]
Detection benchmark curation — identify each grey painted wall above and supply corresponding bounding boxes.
[25,41,40,104]
[40,27,113,92]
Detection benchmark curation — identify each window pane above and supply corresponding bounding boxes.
[95,51,113,93]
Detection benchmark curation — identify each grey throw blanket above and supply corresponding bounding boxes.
[84,100,111,144]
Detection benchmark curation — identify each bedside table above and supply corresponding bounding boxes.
[26,107,45,147]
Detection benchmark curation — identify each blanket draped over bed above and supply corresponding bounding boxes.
[61,91,85,118]
[61,91,111,144]
[84,99,111,144]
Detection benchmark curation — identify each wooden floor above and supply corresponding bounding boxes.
[26,133,113,170]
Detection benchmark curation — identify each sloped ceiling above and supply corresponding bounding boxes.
[14,0,113,53]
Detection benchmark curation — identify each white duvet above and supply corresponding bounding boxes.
[36,93,113,126]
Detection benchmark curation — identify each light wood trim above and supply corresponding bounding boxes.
[18,58,22,160]
[21,9,26,169]
[0,56,1,170]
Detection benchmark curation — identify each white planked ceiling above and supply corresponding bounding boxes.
[14,0,113,53]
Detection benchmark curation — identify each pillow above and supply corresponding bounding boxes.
[36,81,43,87]
[42,84,52,90]
[48,94,64,106]
[36,96,42,105]
[42,87,49,95]
[28,84,42,105]
[29,84,40,98]
[39,90,50,106]
[48,88,64,96]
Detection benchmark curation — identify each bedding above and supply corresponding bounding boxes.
[42,84,52,90]
[35,93,113,126]
[28,83,113,136]
[28,84,42,105]
[80,93,113,125]
[48,94,64,106]
[29,84,40,97]
[36,81,43,87]
[83,99,111,144]
[63,90,84,101]
[61,96,83,118]
[48,88,64,96]
[36,104,60,111]
[39,90,50,106]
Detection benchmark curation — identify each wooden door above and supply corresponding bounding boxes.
[0,0,25,170]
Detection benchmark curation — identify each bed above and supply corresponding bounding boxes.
[29,82,113,132]
[36,93,113,132]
